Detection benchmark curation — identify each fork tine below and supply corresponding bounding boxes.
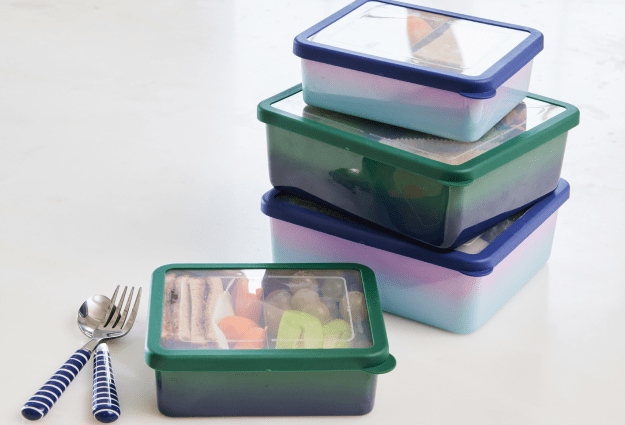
[107,286,127,327]
[110,286,128,327]
[102,286,120,326]
[114,287,134,329]
[121,287,142,332]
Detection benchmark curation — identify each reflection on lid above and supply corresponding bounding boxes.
[309,1,530,76]
[272,91,565,165]
[161,268,372,350]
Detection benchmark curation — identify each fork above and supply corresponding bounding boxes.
[21,286,141,421]
[91,287,139,423]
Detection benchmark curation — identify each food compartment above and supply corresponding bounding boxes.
[261,269,372,349]
[160,268,372,351]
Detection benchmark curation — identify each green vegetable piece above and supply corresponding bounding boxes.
[323,319,353,349]
[275,310,323,349]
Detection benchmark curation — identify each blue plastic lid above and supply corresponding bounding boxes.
[261,179,569,277]
[294,0,544,98]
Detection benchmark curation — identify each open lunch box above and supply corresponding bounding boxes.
[145,263,395,416]
[294,0,544,141]
[261,179,570,334]
[258,84,579,249]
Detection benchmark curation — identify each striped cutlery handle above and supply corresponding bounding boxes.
[92,344,120,423]
[21,348,91,421]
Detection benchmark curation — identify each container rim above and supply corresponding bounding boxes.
[260,179,570,276]
[257,84,579,186]
[293,0,544,96]
[145,263,395,374]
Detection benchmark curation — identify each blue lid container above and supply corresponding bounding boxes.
[293,0,544,140]
[294,0,543,97]
[261,179,570,333]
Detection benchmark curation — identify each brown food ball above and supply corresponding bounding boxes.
[265,289,292,310]
[263,290,292,338]
[321,278,345,301]
[301,301,332,324]
[320,296,340,319]
[291,288,321,311]
[339,291,368,322]
[286,270,320,294]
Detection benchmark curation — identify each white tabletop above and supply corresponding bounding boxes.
[2,1,623,424]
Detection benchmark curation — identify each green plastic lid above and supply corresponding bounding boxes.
[145,263,395,374]
[257,85,579,186]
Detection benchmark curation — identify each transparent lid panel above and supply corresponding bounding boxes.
[161,268,373,350]
[309,1,530,76]
[272,91,565,165]
[454,209,526,254]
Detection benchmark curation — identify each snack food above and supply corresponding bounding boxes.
[276,311,324,349]
[323,319,353,349]
[160,268,372,350]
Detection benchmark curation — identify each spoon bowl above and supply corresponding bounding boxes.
[78,295,111,338]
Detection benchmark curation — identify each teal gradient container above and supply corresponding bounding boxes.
[294,0,544,141]
[145,263,395,417]
[261,180,570,334]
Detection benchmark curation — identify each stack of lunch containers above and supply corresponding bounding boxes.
[258,0,579,333]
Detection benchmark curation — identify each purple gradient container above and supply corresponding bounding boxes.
[261,180,569,334]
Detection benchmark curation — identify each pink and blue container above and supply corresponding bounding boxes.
[261,179,570,334]
[294,0,544,141]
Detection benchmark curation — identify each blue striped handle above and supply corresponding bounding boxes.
[92,344,120,423]
[21,348,91,421]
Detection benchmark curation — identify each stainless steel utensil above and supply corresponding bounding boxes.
[92,342,119,423]
[76,294,122,423]
[21,286,141,421]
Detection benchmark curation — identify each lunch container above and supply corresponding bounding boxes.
[261,179,570,334]
[293,0,544,141]
[145,263,395,417]
[258,85,578,249]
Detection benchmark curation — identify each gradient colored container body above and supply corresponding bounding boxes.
[258,85,578,249]
[261,180,569,334]
[145,263,395,416]
[294,0,543,141]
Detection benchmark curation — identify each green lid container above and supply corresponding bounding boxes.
[145,263,395,416]
[258,85,579,249]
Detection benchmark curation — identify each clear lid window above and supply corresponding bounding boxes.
[309,1,530,76]
[454,210,526,254]
[272,91,565,165]
[161,268,373,350]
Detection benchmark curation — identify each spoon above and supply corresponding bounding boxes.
[78,295,121,423]
[21,295,110,420]
[22,295,120,421]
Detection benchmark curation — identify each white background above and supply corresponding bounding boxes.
[1,0,623,424]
